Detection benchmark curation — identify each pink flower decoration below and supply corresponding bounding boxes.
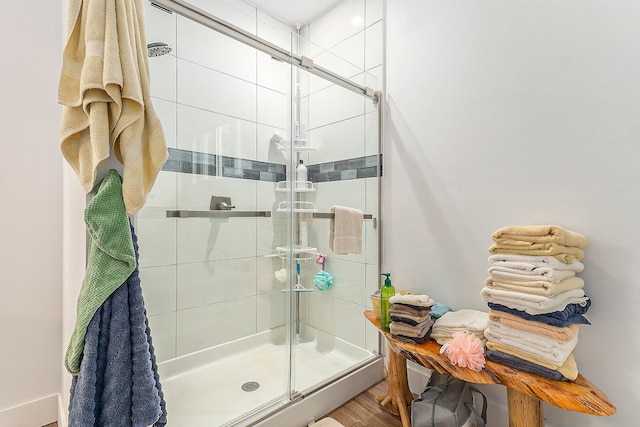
[440,331,486,372]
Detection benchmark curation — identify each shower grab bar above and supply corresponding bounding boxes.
[166,210,271,218]
[313,213,374,220]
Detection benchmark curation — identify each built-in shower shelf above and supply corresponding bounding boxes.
[276,139,318,152]
[275,246,317,261]
[275,181,316,193]
[277,201,317,213]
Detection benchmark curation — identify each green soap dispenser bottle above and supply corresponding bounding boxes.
[380,273,395,332]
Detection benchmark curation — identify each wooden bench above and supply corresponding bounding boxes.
[364,310,615,427]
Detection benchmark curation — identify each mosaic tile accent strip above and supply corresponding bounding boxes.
[307,154,382,183]
[163,149,382,183]
[162,148,286,182]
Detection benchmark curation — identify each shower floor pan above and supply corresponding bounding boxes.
[158,326,375,426]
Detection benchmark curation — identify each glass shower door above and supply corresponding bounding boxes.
[286,33,381,398]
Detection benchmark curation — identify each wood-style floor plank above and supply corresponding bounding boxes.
[321,380,405,427]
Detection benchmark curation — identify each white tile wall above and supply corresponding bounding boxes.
[257,291,288,331]
[307,116,365,164]
[177,258,257,309]
[308,292,366,348]
[257,51,290,94]
[177,16,257,83]
[365,21,383,71]
[256,124,288,163]
[257,86,289,128]
[137,218,177,268]
[148,312,177,362]
[140,265,177,315]
[178,59,257,122]
[365,110,379,156]
[176,295,258,356]
[365,0,384,27]
[256,10,293,51]
[308,0,366,50]
[149,54,177,102]
[176,218,258,263]
[153,98,177,149]
[308,84,365,129]
[177,104,257,159]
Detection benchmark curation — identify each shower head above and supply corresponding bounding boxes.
[147,42,172,57]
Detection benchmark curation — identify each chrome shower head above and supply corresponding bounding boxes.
[147,42,172,57]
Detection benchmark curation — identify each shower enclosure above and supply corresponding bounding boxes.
[136,0,384,425]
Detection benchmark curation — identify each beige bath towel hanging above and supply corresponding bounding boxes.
[329,205,363,255]
[58,0,168,214]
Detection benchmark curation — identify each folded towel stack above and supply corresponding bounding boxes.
[481,225,591,381]
[431,309,490,346]
[388,294,435,344]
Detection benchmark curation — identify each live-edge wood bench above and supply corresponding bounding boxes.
[364,310,615,427]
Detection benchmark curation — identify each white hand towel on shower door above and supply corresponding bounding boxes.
[329,205,363,255]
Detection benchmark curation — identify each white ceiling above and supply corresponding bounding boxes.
[243,0,345,27]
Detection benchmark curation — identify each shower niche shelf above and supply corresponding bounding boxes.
[277,201,317,213]
[275,246,317,261]
[276,139,318,152]
[275,181,316,193]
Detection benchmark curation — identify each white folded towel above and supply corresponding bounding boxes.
[389,294,434,307]
[485,322,578,366]
[480,286,588,315]
[488,265,576,283]
[329,205,363,255]
[488,254,584,272]
[432,309,490,333]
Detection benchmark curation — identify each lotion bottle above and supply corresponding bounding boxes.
[296,159,307,188]
[380,273,395,332]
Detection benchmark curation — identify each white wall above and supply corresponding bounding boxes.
[0,0,63,423]
[385,1,638,426]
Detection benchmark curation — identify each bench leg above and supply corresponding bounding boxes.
[507,388,544,427]
[375,343,413,427]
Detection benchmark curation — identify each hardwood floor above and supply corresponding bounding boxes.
[42,380,403,427]
[320,379,405,427]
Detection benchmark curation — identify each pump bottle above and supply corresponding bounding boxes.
[379,273,395,332]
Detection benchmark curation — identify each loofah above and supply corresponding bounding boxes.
[440,331,486,372]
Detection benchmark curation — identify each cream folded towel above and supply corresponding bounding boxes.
[432,309,490,333]
[486,341,578,380]
[329,205,363,255]
[488,242,585,262]
[488,254,584,272]
[389,294,434,308]
[488,265,576,283]
[491,225,588,248]
[58,0,168,214]
[480,286,588,315]
[485,322,578,366]
[489,310,580,341]
[484,276,584,297]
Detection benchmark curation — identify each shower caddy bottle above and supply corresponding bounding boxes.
[380,273,395,332]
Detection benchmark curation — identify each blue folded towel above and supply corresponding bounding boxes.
[69,223,167,427]
[487,300,591,327]
[486,349,569,382]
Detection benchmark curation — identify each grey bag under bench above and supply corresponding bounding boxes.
[411,371,488,427]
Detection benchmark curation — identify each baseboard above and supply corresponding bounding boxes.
[0,394,58,427]
[57,393,67,427]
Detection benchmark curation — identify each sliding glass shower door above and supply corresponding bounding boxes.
[137,1,382,425]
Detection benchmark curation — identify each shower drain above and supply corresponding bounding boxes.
[241,381,260,392]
